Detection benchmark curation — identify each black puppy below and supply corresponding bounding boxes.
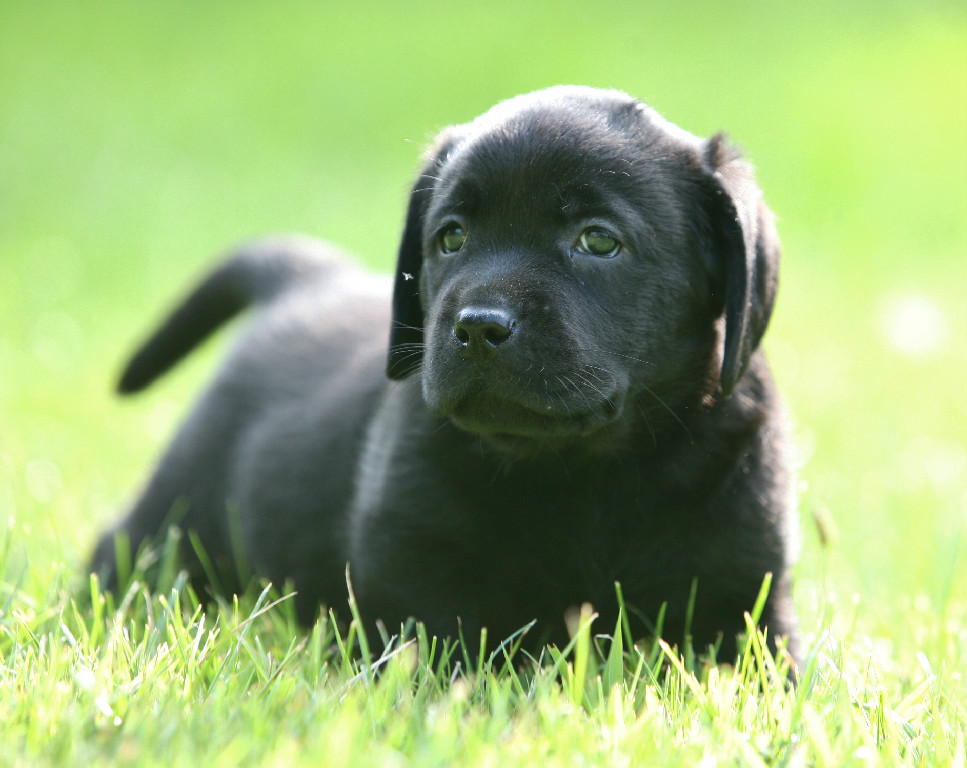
[92,86,799,663]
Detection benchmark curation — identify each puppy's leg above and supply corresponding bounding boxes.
[93,235,354,594]
[90,383,248,594]
[757,574,801,667]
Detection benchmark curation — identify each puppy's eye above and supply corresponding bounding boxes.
[577,228,621,258]
[439,224,468,254]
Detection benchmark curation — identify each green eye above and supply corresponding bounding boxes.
[439,224,468,254]
[578,228,620,258]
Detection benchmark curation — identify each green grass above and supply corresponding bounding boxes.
[1,569,962,766]
[1,1,965,765]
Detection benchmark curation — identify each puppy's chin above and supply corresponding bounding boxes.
[440,390,625,444]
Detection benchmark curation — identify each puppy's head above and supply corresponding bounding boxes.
[387,86,779,444]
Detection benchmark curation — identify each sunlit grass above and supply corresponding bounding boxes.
[1,549,962,766]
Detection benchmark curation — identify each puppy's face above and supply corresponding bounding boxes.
[389,87,779,446]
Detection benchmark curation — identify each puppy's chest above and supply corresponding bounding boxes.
[354,451,721,635]
[451,473,708,632]
[458,463,697,575]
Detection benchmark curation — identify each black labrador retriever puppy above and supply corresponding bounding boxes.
[92,86,799,663]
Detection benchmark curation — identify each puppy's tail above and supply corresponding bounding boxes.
[118,235,339,394]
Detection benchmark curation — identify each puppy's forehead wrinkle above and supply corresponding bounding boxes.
[426,117,699,254]
[466,85,640,139]
[446,97,654,177]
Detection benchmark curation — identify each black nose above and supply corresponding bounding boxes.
[453,307,516,356]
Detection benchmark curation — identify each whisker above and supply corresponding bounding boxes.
[388,341,426,350]
[630,400,658,447]
[638,383,693,444]
[572,348,657,368]
[579,366,614,388]
[391,320,425,332]
[387,344,426,358]
[431,418,451,436]
[572,371,612,408]
[387,348,426,369]
[559,374,594,409]
[604,351,657,367]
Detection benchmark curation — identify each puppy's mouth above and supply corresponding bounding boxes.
[440,388,624,440]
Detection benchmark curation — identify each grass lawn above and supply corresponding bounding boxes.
[1,1,965,765]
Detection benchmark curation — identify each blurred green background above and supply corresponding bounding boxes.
[1,1,964,638]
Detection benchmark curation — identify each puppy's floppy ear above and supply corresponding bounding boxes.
[701,134,780,396]
[387,131,459,380]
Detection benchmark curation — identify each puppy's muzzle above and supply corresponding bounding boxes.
[453,307,517,360]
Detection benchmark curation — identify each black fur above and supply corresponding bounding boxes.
[92,86,799,663]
